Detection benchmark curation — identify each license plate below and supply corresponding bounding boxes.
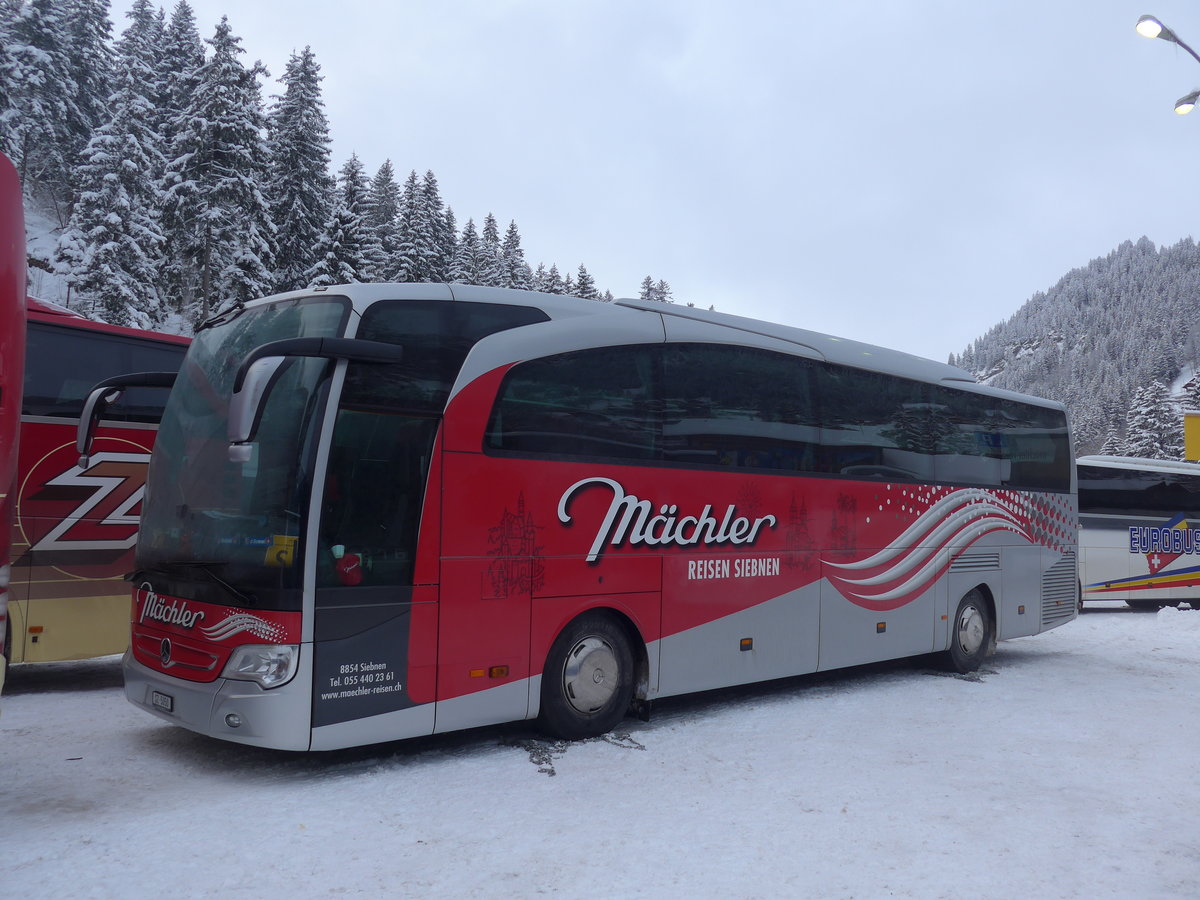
[151,690,174,713]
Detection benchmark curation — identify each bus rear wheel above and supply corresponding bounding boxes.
[538,612,634,741]
[941,590,991,674]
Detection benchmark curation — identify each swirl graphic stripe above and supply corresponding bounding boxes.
[825,488,1034,610]
[200,613,285,643]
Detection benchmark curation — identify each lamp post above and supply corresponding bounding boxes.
[1137,15,1200,114]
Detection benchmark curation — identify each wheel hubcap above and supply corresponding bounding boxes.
[957,605,985,656]
[562,636,618,714]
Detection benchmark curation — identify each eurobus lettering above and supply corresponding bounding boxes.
[6,296,188,665]
[79,283,1079,751]
[1078,455,1200,610]
[1127,525,1200,556]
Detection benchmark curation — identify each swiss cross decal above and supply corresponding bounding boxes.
[1128,514,1199,575]
[29,452,150,552]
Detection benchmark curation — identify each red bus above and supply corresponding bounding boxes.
[82,284,1078,751]
[7,299,188,665]
[0,151,25,695]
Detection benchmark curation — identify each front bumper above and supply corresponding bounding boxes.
[123,648,315,751]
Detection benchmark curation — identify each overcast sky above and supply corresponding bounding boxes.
[109,0,1200,362]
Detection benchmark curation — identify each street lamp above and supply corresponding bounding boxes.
[1137,15,1200,113]
[1136,15,1172,41]
[1137,14,1200,63]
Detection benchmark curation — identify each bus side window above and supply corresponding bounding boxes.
[660,344,819,472]
[23,323,185,421]
[928,388,1069,491]
[928,386,1009,487]
[486,346,659,461]
[814,364,935,482]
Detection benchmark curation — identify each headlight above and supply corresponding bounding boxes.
[221,644,299,689]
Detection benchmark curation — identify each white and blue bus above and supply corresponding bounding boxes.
[1078,454,1200,610]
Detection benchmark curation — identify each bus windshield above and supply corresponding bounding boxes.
[137,297,350,606]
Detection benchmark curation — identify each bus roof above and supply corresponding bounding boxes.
[613,296,978,388]
[244,282,1064,410]
[26,295,85,319]
[1076,455,1200,476]
[27,296,191,345]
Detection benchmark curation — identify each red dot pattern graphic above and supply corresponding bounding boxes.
[864,484,1076,556]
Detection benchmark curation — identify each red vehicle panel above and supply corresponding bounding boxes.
[8,300,188,664]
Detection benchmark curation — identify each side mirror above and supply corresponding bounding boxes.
[227,337,404,462]
[228,355,291,460]
[76,372,178,467]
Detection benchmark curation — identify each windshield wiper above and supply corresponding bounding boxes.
[161,560,257,607]
[197,302,246,332]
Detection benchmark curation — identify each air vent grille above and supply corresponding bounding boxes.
[951,552,1000,572]
[1041,552,1078,627]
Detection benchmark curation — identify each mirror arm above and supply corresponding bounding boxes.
[231,338,404,393]
[76,371,178,467]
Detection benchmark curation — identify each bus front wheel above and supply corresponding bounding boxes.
[538,612,634,741]
[942,590,991,674]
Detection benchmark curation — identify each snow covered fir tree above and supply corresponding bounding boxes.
[4,2,1196,464]
[0,0,636,332]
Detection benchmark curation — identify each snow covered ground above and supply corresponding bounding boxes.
[3,603,1198,899]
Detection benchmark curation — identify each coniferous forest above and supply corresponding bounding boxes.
[0,0,675,331]
[950,236,1200,459]
[5,2,1197,461]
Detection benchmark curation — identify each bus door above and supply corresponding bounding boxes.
[310,402,440,739]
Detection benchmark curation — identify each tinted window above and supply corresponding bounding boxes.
[998,401,1071,491]
[1078,464,1200,518]
[486,345,658,460]
[317,409,439,592]
[815,364,935,482]
[928,387,1070,491]
[662,344,818,471]
[344,300,548,414]
[23,323,187,421]
[484,342,1070,492]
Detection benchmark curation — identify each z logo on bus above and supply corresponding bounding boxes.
[29,452,150,552]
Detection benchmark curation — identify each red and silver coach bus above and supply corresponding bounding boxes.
[82,284,1078,751]
[0,151,25,695]
[8,299,188,665]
